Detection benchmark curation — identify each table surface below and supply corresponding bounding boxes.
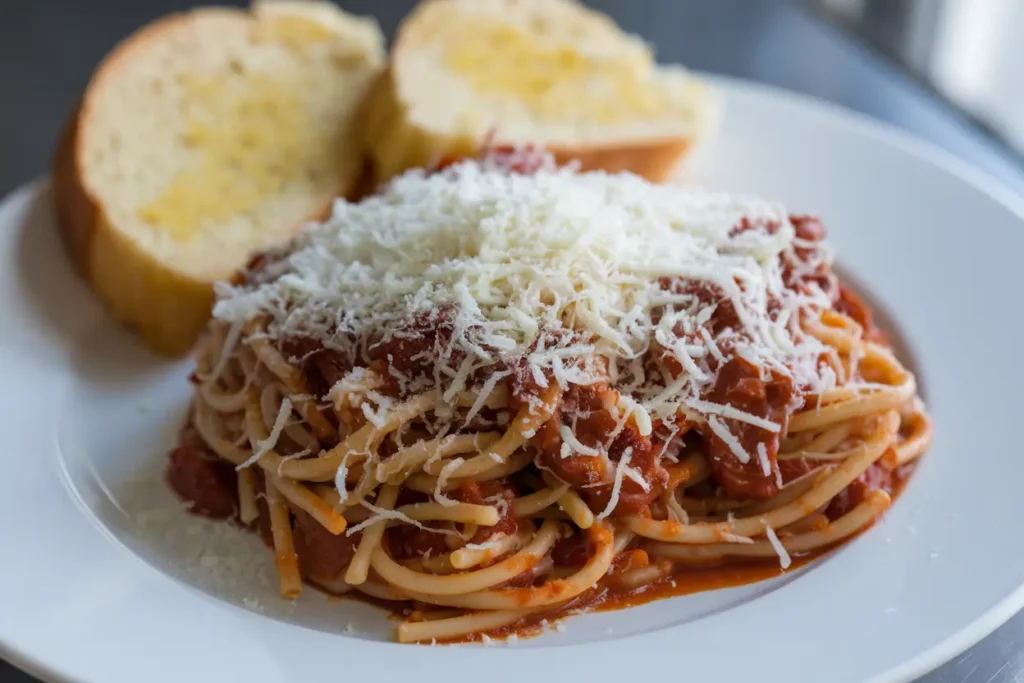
[2,1,1023,681]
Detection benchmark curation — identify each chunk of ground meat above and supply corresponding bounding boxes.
[292,508,360,583]
[166,431,238,519]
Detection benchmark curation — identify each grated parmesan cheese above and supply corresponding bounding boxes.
[706,415,751,464]
[433,457,465,507]
[558,424,602,457]
[623,466,651,491]
[756,442,771,477]
[462,536,506,552]
[463,370,511,424]
[719,532,754,544]
[203,320,243,386]
[347,500,460,538]
[764,524,791,569]
[597,447,633,520]
[238,398,292,469]
[214,159,836,455]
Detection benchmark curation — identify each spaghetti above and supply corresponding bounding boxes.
[167,150,932,643]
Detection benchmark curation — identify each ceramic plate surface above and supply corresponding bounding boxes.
[2,77,1023,683]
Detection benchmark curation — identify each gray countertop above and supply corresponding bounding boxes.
[2,1,1023,681]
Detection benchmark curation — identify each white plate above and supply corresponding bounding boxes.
[2,76,1023,683]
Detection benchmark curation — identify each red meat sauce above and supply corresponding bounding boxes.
[516,215,837,506]
[386,481,519,559]
[167,425,531,587]
[446,468,919,646]
[532,380,669,516]
[233,156,855,509]
[170,155,919,633]
[166,424,912,644]
[218,203,901,516]
[167,425,362,584]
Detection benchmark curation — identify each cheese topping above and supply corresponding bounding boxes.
[239,397,292,469]
[214,158,836,448]
[764,524,792,569]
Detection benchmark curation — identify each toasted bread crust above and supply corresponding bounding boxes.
[54,96,215,356]
[53,13,217,356]
[548,138,694,182]
[367,0,708,185]
[53,8,368,357]
[359,68,697,185]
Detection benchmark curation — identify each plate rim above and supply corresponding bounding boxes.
[3,75,1024,683]
[712,79,1024,683]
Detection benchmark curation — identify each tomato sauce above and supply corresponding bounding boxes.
[175,158,924,643]
[433,462,916,644]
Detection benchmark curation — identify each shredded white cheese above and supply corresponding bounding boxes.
[686,398,781,433]
[597,447,633,520]
[463,536,506,552]
[214,159,836,453]
[764,524,792,569]
[558,424,602,457]
[433,457,465,507]
[756,442,771,477]
[204,320,243,386]
[720,532,754,544]
[346,500,461,538]
[238,398,292,469]
[706,415,751,464]
[463,370,510,424]
[623,466,651,491]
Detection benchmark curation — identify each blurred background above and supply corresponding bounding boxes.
[0,0,1022,681]
[2,0,1024,198]
[824,0,1024,156]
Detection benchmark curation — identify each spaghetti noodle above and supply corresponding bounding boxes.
[167,149,932,643]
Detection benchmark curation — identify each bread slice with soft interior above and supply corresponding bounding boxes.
[360,0,718,184]
[53,1,384,357]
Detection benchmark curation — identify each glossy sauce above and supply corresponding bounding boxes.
[167,278,918,644]
[417,460,916,643]
[299,462,917,644]
[172,168,922,643]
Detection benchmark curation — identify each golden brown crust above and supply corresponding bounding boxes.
[52,8,356,357]
[54,13,189,269]
[359,67,697,185]
[372,0,702,184]
[547,137,693,183]
[53,100,216,355]
[52,13,209,356]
